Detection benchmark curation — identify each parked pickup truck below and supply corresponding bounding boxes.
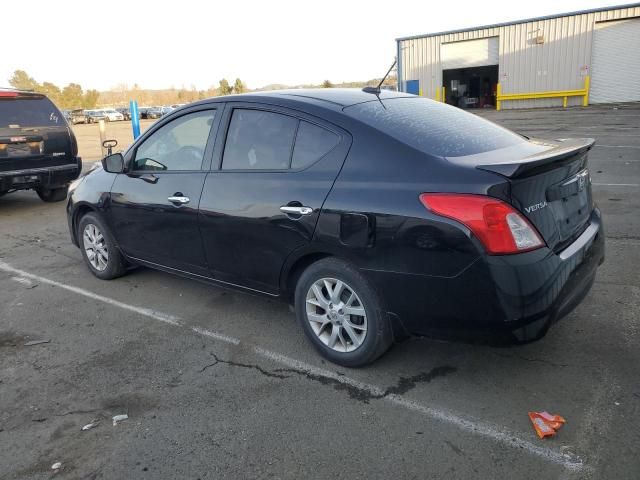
[0,88,81,202]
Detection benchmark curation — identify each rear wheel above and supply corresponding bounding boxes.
[36,186,68,202]
[78,212,127,280]
[294,258,392,367]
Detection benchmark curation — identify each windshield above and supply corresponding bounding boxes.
[344,97,525,157]
[0,96,64,128]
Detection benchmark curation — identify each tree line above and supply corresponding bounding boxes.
[9,70,99,109]
[100,78,247,107]
[7,70,247,109]
[7,69,397,109]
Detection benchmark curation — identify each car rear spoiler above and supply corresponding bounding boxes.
[476,138,595,178]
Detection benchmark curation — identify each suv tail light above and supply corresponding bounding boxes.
[420,193,545,255]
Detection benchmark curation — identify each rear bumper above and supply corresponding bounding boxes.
[365,208,605,341]
[0,161,81,191]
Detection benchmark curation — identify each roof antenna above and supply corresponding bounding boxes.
[363,58,397,95]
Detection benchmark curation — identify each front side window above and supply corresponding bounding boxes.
[222,109,297,170]
[133,110,215,171]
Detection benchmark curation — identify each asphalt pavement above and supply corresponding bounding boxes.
[1,104,639,479]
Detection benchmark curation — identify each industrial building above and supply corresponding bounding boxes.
[396,3,640,109]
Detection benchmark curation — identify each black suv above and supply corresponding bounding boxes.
[0,88,81,202]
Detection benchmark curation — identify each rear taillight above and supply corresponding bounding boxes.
[419,193,545,255]
[0,91,19,97]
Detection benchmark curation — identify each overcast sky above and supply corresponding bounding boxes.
[2,0,620,91]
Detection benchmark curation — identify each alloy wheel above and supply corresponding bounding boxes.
[305,278,367,353]
[82,223,109,271]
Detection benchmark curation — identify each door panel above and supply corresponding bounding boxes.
[109,172,209,274]
[107,108,219,275]
[199,105,351,294]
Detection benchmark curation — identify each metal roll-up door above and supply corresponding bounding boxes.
[591,18,640,104]
[441,37,499,70]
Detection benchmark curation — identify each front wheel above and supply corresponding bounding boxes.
[36,186,68,202]
[78,212,127,280]
[295,258,392,367]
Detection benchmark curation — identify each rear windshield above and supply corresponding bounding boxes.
[344,97,524,157]
[0,96,64,128]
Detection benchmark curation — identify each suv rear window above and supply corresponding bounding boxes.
[344,97,524,157]
[0,96,64,128]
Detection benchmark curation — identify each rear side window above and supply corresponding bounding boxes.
[344,97,524,157]
[0,96,63,128]
[292,121,340,169]
[222,109,298,170]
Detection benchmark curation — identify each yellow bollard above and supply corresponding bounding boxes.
[435,87,441,102]
[441,86,446,103]
[563,96,568,108]
[496,83,502,111]
[583,75,590,107]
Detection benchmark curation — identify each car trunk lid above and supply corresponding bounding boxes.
[447,138,595,251]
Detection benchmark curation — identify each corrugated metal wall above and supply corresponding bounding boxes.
[398,5,640,109]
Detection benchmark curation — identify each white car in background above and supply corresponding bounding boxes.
[102,109,125,122]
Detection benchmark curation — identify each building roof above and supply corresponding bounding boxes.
[395,2,640,42]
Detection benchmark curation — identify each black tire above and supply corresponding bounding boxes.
[77,212,127,280]
[294,257,392,367]
[36,186,68,202]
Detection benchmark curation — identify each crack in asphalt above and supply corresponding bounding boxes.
[276,364,458,403]
[201,352,290,379]
[201,351,457,403]
[382,366,458,396]
[490,351,571,368]
[444,439,464,456]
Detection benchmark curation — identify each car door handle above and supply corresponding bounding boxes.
[168,195,190,205]
[280,205,313,215]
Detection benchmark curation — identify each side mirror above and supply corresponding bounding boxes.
[102,153,124,173]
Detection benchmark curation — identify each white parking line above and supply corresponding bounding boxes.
[11,276,33,287]
[594,145,640,149]
[0,261,181,326]
[191,325,241,345]
[0,260,588,473]
[592,183,640,187]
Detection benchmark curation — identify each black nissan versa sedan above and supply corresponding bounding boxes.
[66,89,604,366]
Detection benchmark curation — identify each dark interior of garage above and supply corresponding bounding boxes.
[443,65,498,109]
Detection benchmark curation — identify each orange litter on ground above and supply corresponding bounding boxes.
[528,411,566,439]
